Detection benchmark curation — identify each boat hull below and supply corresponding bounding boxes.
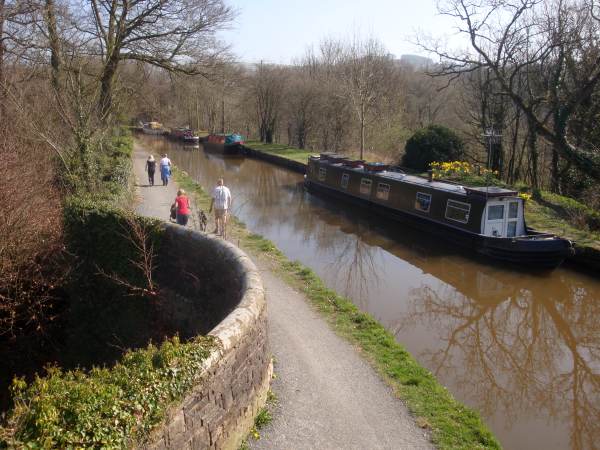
[203,142,243,155]
[305,179,571,269]
[142,128,165,135]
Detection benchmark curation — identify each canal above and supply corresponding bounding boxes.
[141,136,600,450]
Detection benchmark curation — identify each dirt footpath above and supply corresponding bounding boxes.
[132,144,433,450]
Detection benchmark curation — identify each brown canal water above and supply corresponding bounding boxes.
[141,136,600,450]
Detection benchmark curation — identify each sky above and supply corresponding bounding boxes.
[218,0,462,64]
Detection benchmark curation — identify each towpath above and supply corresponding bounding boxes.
[132,143,433,450]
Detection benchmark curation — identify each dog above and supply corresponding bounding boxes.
[170,204,207,232]
[198,210,208,232]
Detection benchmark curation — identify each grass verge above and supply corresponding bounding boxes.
[525,192,600,249]
[244,140,314,164]
[239,390,277,450]
[173,167,501,450]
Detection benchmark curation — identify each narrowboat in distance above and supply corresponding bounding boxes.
[169,127,200,144]
[304,154,574,269]
[204,133,245,155]
[140,121,166,135]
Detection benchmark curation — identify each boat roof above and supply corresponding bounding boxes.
[319,159,518,197]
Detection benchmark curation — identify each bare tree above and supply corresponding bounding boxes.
[70,0,234,119]
[250,62,286,143]
[0,0,40,119]
[334,36,396,159]
[285,64,318,149]
[422,0,600,182]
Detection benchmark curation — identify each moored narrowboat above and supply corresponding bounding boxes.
[304,154,574,269]
[141,121,165,135]
[204,133,245,155]
[169,127,200,143]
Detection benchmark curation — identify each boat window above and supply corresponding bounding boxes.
[360,178,372,195]
[487,204,504,220]
[445,199,471,223]
[508,201,519,219]
[415,192,431,212]
[507,221,517,237]
[376,183,390,200]
[341,173,350,189]
[318,167,327,181]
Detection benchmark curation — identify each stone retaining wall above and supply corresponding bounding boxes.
[143,224,272,450]
[571,244,600,272]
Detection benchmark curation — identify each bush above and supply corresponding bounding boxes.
[0,122,67,340]
[401,125,466,171]
[63,195,163,288]
[2,336,216,448]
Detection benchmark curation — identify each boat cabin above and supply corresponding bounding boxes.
[465,187,525,238]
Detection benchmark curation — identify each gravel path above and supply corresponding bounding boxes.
[132,143,434,450]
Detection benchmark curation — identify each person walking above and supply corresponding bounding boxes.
[146,155,156,186]
[160,153,171,186]
[173,189,191,226]
[209,178,232,238]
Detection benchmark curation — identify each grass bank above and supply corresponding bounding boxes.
[525,191,600,250]
[244,140,313,164]
[173,166,501,450]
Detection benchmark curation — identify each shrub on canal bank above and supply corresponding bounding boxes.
[173,167,501,450]
[1,336,215,448]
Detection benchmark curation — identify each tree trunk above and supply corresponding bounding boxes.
[527,119,539,189]
[0,0,6,121]
[221,97,225,133]
[551,110,567,193]
[506,108,521,184]
[45,0,61,90]
[99,55,119,120]
[359,103,365,160]
[551,148,560,193]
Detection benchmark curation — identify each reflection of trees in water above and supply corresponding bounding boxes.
[278,189,386,305]
[321,223,383,306]
[234,163,300,230]
[398,272,600,450]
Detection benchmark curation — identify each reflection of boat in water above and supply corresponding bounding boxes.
[223,156,245,172]
[204,133,245,155]
[305,153,574,269]
[310,194,522,301]
[201,151,245,172]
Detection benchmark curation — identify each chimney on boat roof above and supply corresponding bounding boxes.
[427,170,433,182]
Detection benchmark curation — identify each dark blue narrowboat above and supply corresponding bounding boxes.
[304,154,574,269]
